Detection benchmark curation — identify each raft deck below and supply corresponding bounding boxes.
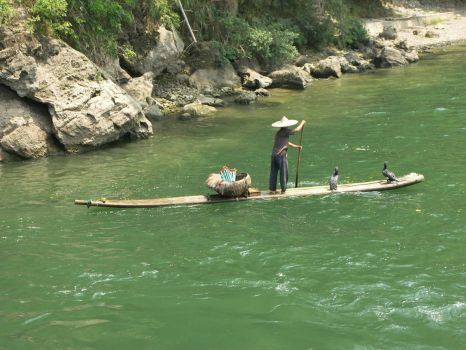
[74,172,424,209]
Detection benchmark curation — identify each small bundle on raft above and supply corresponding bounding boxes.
[206,172,252,197]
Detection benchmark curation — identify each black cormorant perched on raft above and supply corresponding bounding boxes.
[382,161,398,183]
[329,166,339,190]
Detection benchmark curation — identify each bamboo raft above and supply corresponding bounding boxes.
[75,172,424,209]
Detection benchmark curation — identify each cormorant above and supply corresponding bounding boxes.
[382,161,398,183]
[329,166,339,190]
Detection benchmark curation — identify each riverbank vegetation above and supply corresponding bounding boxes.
[8,0,377,68]
[4,0,465,67]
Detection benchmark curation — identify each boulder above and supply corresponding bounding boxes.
[182,101,217,117]
[379,25,398,40]
[374,46,408,68]
[0,27,152,154]
[395,39,409,51]
[101,57,132,84]
[344,52,364,67]
[122,72,154,108]
[0,84,60,161]
[198,95,225,107]
[122,26,184,76]
[1,122,49,159]
[255,88,270,96]
[403,50,419,63]
[143,104,163,120]
[234,91,257,105]
[425,30,439,38]
[311,56,342,78]
[189,63,241,90]
[339,57,360,74]
[341,53,374,72]
[239,67,272,89]
[269,65,312,89]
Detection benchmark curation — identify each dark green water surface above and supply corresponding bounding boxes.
[1,47,465,350]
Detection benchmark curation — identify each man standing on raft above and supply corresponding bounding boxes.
[269,116,306,194]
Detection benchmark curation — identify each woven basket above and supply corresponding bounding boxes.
[206,172,252,197]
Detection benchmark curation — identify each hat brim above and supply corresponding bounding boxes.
[272,119,298,128]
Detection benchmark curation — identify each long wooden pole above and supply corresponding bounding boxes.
[177,0,197,44]
[295,125,305,188]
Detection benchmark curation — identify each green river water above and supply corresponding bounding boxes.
[1,47,465,350]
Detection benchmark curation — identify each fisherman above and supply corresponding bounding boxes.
[269,116,306,194]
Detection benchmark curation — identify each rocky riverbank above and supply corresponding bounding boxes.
[1,3,466,162]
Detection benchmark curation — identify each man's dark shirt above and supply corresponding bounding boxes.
[272,128,292,156]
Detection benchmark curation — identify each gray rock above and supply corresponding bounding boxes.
[189,63,241,90]
[1,123,48,159]
[101,57,131,84]
[339,58,360,74]
[124,26,184,76]
[425,30,439,38]
[311,56,342,78]
[234,91,257,105]
[379,25,398,40]
[374,46,408,68]
[198,95,225,107]
[122,72,154,108]
[183,101,217,117]
[0,84,59,161]
[255,88,270,96]
[238,67,272,89]
[395,39,409,51]
[219,87,235,95]
[269,65,312,89]
[344,52,364,66]
[403,50,419,63]
[0,28,153,154]
[143,104,163,120]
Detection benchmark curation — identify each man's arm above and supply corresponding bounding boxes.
[288,142,302,150]
[290,120,306,134]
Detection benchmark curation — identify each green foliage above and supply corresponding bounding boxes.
[29,0,70,35]
[20,0,370,67]
[71,0,135,55]
[119,43,136,61]
[215,16,298,68]
[0,0,13,26]
[149,0,180,28]
[315,0,369,48]
[346,0,391,18]
[340,17,368,47]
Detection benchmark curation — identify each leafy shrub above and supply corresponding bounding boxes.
[19,0,369,67]
[29,0,70,35]
[340,16,368,47]
[149,0,180,28]
[74,1,135,61]
[216,17,298,68]
[0,0,13,26]
[119,43,137,61]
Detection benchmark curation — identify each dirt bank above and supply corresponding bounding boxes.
[365,4,466,50]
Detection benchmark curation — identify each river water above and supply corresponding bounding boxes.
[1,47,465,349]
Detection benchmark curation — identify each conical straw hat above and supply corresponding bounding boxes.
[272,116,298,128]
